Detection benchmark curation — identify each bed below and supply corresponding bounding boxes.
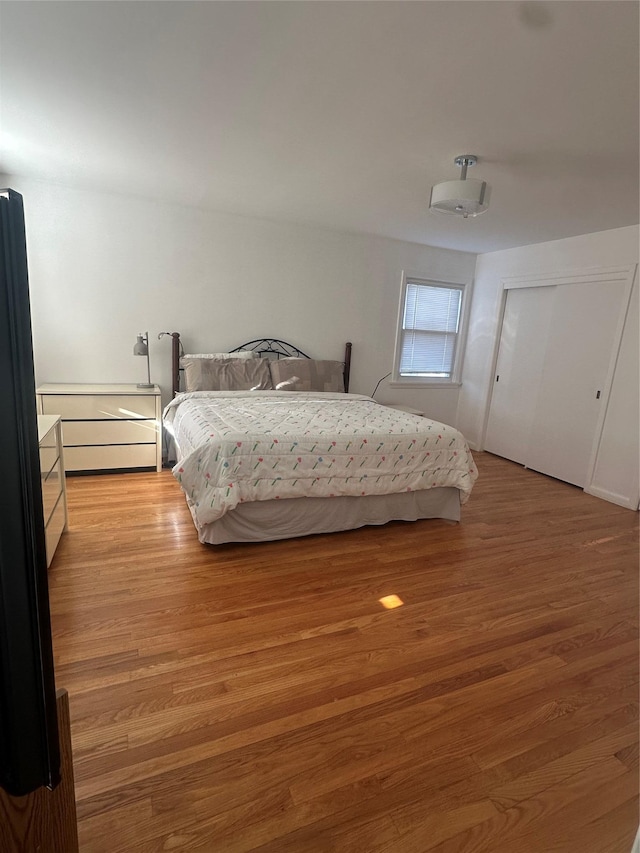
[160,334,478,544]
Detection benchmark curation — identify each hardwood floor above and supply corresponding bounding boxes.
[46,452,639,852]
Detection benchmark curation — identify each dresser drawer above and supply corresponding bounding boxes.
[65,443,157,471]
[39,444,59,478]
[42,458,63,524]
[45,496,67,568]
[63,419,157,446]
[38,415,67,569]
[40,394,157,420]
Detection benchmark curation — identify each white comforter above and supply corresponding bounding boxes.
[163,391,478,527]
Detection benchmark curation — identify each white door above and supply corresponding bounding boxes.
[525,280,626,487]
[484,286,555,465]
[485,279,627,488]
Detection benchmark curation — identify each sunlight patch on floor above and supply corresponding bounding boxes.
[379,594,404,610]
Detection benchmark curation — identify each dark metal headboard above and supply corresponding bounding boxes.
[230,339,311,359]
[160,333,352,397]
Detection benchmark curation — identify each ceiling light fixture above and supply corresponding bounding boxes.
[429,155,490,218]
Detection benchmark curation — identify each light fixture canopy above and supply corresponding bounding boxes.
[430,154,490,218]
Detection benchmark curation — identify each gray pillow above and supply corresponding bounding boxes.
[182,357,273,391]
[269,358,345,392]
[182,351,256,360]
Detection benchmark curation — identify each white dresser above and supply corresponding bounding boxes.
[38,415,68,567]
[36,384,162,474]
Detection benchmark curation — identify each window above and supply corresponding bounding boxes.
[394,274,468,384]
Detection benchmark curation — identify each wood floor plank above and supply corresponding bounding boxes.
[474,683,638,778]
[488,722,639,809]
[46,452,639,851]
[427,758,633,853]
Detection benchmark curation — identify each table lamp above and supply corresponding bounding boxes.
[133,332,153,388]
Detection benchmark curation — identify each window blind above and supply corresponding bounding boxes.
[400,282,463,377]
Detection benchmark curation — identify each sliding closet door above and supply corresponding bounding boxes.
[525,280,626,487]
[485,278,628,489]
[484,286,555,464]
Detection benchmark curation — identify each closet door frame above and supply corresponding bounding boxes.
[480,263,637,501]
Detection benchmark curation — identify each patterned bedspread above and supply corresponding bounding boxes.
[163,391,478,527]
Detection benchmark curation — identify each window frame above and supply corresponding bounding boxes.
[392,272,471,387]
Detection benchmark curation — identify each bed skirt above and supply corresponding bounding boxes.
[191,487,461,545]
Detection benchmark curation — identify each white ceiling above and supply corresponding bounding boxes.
[1,1,638,254]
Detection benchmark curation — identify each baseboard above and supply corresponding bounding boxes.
[584,485,639,510]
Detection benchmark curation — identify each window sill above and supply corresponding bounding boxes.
[389,381,462,389]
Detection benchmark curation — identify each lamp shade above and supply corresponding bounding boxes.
[429,178,490,218]
[133,334,148,356]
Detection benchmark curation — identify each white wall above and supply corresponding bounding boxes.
[4,175,476,423]
[458,225,639,508]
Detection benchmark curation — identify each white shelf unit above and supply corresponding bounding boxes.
[36,384,162,474]
[38,414,68,567]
